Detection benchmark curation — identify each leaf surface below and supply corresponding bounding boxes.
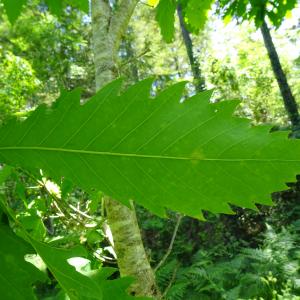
[155,0,177,43]
[0,79,300,218]
[29,238,140,300]
[183,0,214,31]
[0,224,44,300]
[0,215,147,300]
[1,0,89,24]
[2,0,27,24]
[45,0,89,16]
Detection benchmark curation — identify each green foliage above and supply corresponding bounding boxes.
[157,224,300,299]
[181,0,214,33]
[0,3,94,101]
[155,0,177,43]
[129,4,197,87]
[155,0,213,42]
[1,2,300,299]
[217,0,298,27]
[2,0,26,23]
[203,21,299,126]
[0,224,45,300]
[0,207,148,300]
[0,163,144,299]
[0,0,89,24]
[29,237,139,300]
[154,0,298,43]
[17,208,47,240]
[44,0,88,16]
[1,79,300,218]
[0,50,40,122]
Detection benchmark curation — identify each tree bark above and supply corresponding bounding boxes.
[177,4,205,92]
[91,0,158,296]
[260,19,300,133]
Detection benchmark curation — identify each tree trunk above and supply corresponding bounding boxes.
[260,19,300,134]
[177,4,205,92]
[91,0,158,296]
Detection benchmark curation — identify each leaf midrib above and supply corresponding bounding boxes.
[0,146,299,162]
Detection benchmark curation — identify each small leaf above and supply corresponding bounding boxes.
[0,165,12,184]
[15,179,27,205]
[155,0,176,43]
[183,0,213,31]
[88,191,102,214]
[17,209,46,240]
[87,229,104,244]
[61,178,73,198]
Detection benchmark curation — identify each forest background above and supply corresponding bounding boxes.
[2,0,300,299]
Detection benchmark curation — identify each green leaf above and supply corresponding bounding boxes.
[1,79,300,218]
[2,0,27,24]
[69,0,89,13]
[0,224,45,300]
[183,0,213,31]
[17,209,46,240]
[218,0,298,28]
[88,191,102,214]
[0,217,143,300]
[0,165,12,184]
[1,0,89,24]
[87,229,104,244]
[45,0,64,16]
[61,178,73,198]
[155,0,176,43]
[29,239,104,300]
[45,0,89,16]
[29,238,147,300]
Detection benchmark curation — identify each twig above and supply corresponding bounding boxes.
[52,200,65,217]
[68,204,93,219]
[119,48,150,68]
[161,264,179,299]
[154,214,183,272]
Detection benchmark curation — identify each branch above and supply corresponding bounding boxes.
[154,214,183,272]
[119,47,150,68]
[68,204,93,219]
[109,0,140,53]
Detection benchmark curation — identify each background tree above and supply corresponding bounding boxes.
[215,0,300,134]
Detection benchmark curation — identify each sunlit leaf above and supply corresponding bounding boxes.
[148,0,159,7]
[1,79,300,219]
[1,0,89,24]
[155,0,176,43]
[183,0,213,31]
